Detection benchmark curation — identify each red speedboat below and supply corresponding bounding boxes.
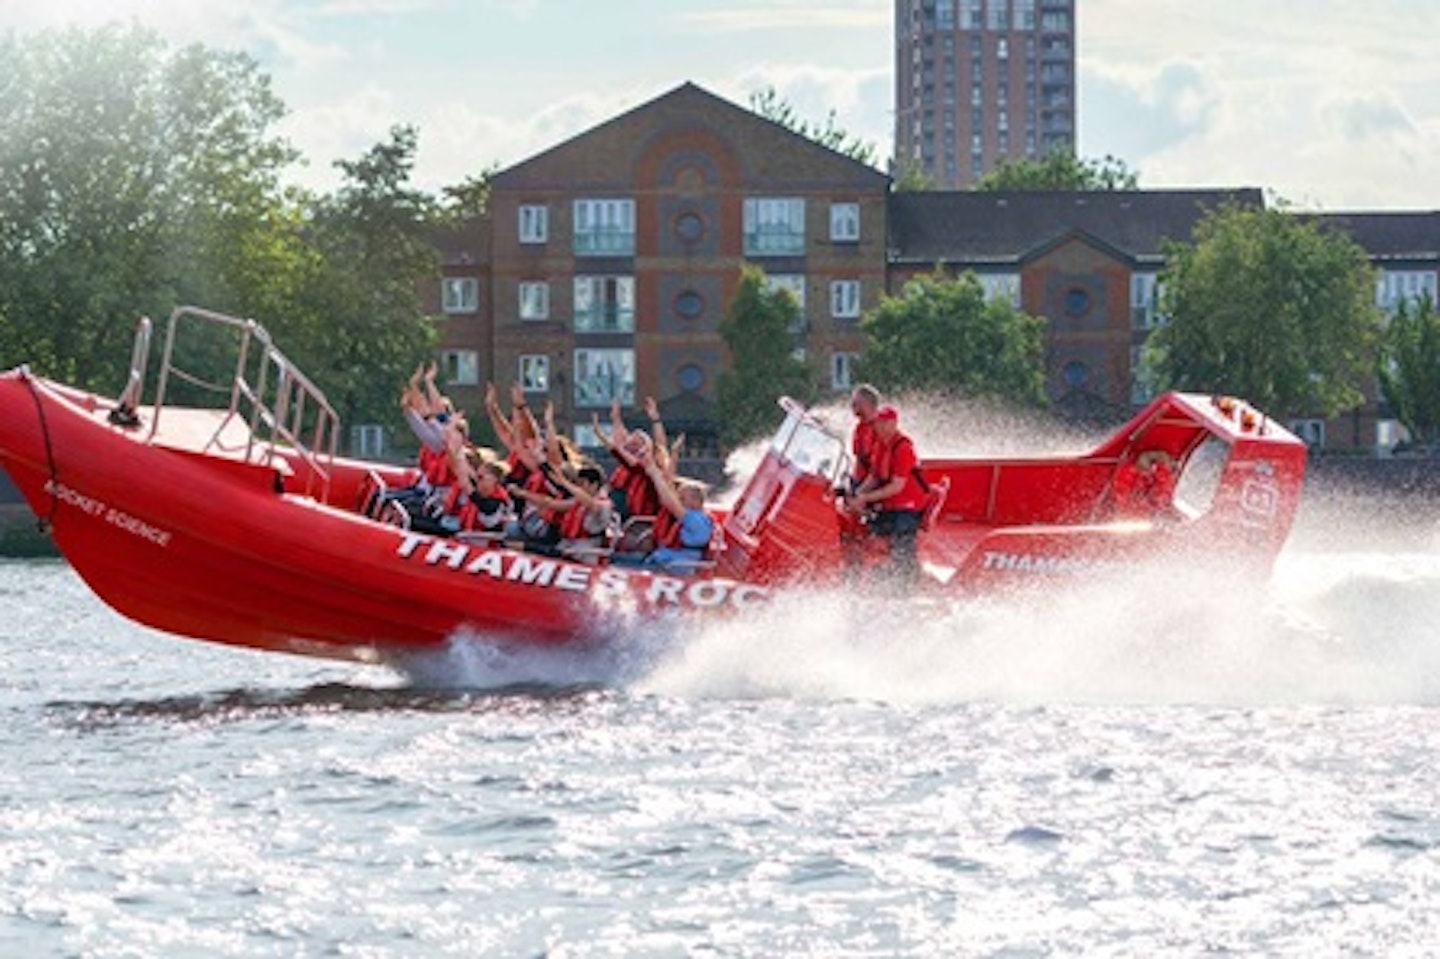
[0,307,1306,662]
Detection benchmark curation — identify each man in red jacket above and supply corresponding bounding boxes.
[844,405,927,583]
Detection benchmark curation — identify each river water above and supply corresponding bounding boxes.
[2,496,1440,957]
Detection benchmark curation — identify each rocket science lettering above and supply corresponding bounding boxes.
[394,531,769,610]
[42,479,172,547]
[979,550,1100,575]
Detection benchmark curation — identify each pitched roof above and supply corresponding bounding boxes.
[1302,211,1440,263]
[493,81,890,189]
[888,189,1265,266]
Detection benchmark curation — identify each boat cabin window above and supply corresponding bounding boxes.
[769,404,844,485]
[1174,435,1228,515]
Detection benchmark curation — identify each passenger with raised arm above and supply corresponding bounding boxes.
[592,401,661,521]
[844,404,927,583]
[442,453,513,535]
[638,446,714,573]
[512,463,614,560]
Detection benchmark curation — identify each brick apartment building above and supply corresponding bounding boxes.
[428,82,889,457]
[416,82,1440,460]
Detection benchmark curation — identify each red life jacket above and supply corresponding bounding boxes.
[451,485,511,531]
[610,462,659,518]
[872,432,927,511]
[419,445,454,486]
[524,468,559,524]
[653,508,679,548]
[559,500,589,540]
[852,419,877,482]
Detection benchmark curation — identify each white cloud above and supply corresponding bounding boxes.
[675,6,888,33]
[1080,0,1440,208]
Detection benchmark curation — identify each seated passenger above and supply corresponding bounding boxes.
[442,456,513,535]
[635,448,714,573]
[513,464,614,560]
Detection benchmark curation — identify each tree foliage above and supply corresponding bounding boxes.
[0,24,297,389]
[858,272,1047,406]
[1378,293,1440,446]
[716,266,818,448]
[279,126,439,433]
[977,145,1139,191]
[748,86,879,168]
[1144,204,1382,418]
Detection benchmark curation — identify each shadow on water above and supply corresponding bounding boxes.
[45,680,612,731]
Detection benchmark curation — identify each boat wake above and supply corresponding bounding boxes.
[390,542,1440,707]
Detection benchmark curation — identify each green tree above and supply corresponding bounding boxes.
[977,145,1139,191]
[748,86,878,168]
[282,126,439,441]
[858,272,1047,406]
[716,266,818,447]
[1378,293,1440,446]
[0,25,298,389]
[1144,204,1382,417]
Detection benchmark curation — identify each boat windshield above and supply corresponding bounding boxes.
[770,400,845,484]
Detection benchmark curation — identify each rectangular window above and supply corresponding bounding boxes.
[573,198,635,256]
[519,204,548,244]
[441,277,478,314]
[519,354,549,393]
[978,273,1020,308]
[765,274,807,310]
[441,349,479,386]
[1376,270,1439,312]
[989,0,1009,30]
[1015,0,1036,30]
[964,0,983,29]
[573,275,635,333]
[830,203,861,243]
[1129,344,1154,406]
[350,423,386,459]
[1289,419,1326,450]
[519,281,550,320]
[573,348,636,408]
[830,280,862,319]
[831,352,859,391]
[573,423,603,450]
[1130,273,1165,328]
[743,197,806,256]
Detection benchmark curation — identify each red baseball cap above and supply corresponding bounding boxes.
[875,405,899,422]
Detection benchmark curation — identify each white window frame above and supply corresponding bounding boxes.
[441,349,479,386]
[573,348,636,408]
[519,354,550,393]
[830,280,861,319]
[574,275,635,333]
[1376,270,1438,313]
[1131,272,1165,329]
[1290,419,1326,450]
[830,352,859,391]
[765,274,807,311]
[978,273,1021,309]
[519,281,550,321]
[351,423,386,459]
[441,277,478,314]
[519,204,548,244]
[573,198,635,256]
[830,203,860,243]
[744,197,806,256]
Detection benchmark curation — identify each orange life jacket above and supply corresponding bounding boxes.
[610,462,659,518]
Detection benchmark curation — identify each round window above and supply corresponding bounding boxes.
[674,212,705,244]
[675,289,705,320]
[1062,360,1089,390]
[1065,287,1091,316]
[677,363,705,392]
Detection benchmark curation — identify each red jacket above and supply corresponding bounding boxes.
[871,431,927,511]
[851,419,877,483]
[609,461,660,518]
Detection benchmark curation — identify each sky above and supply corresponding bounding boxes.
[1,0,1437,210]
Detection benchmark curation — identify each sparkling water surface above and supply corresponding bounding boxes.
[3,511,1440,957]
